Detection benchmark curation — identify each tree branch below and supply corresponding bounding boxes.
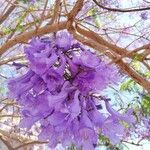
[0,136,14,150]
[67,0,84,30]
[68,0,84,20]
[76,24,127,56]
[93,0,150,12]
[0,55,24,66]
[48,0,62,24]
[0,21,67,57]
[0,1,18,24]
[14,141,48,150]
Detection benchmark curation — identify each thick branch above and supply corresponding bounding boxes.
[68,0,84,20]
[76,24,150,59]
[76,24,127,56]
[67,0,84,30]
[0,21,67,57]
[110,44,150,64]
[117,60,150,92]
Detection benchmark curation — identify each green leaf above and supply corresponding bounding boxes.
[3,27,12,34]
[99,135,109,143]
[144,71,150,78]
[133,53,143,61]
[120,79,134,91]
[141,93,150,116]
[132,60,141,71]
[87,8,102,28]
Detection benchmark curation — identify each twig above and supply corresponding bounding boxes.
[0,136,14,150]
[76,24,127,56]
[48,0,62,24]
[0,1,18,24]
[14,141,48,150]
[93,0,150,12]
[122,140,142,146]
[0,55,24,66]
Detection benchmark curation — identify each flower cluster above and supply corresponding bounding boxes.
[141,117,150,139]
[131,115,150,142]
[8,31,135,150]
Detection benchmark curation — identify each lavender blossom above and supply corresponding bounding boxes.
[140,12,148,20]
[55,32,73,51]
[8,31,135,150]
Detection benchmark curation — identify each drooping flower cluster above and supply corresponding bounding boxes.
[8,31,135,150]
[140,117,150,139]
[129,114,150,142]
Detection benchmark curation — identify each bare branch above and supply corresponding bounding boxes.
[68,0,84,20]
[76,24,127,56]
[14,141,48,150]
[67,0,84,30]
[93,0,150,12]
[110,45,150,64]
[0,1,18,24]
[122,140,142,146]
[0,55,24,66]
[0,21,67,57]
[0,136,14,150]
[48,0,62,24]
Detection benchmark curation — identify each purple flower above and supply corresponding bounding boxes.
[73,53,119,94]
[73,50,100,68]
[87,99,105,127]
[105,101,136,124]
[29,0,36,4]
[42,68,63,92]
[25,38,57,75]
[140,12,148,20]
[47,81,70,108]
[66,90,81,121]
[102,116,125,144]
[8,70,34,99]
[56,31,73,51]
[8,31,133,150]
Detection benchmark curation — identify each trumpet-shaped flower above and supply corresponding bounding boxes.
[8,31,135,150]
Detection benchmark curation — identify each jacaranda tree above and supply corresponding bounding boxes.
[0,0,149,150]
